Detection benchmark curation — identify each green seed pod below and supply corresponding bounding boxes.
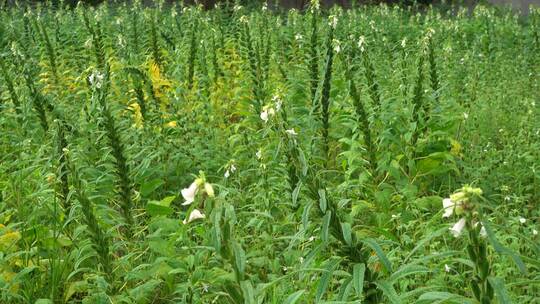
[471,280,481,300]
[467,245,477,261]
[487,280,494,299]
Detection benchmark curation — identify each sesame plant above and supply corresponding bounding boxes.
[0,1,539,303]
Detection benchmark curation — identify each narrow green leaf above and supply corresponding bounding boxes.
[318,189,327,213]
[341,222,352,246]
[353,263,365,298]
[232,241,246,280]
[376,281,401,304]
[488,276,512,304]
[483,221,527,275]
[315,258,340,302]
[321,211,331,243]
[240,280,255,304]
[362,238,393,274]
[284,290,305,304]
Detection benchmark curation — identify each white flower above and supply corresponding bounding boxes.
[442,198,454,218]
[256,149,262,160]
[181,181,199,205]
[463,112,469,119]
[442,197,464,218]
[239,15,248,23]
[260,106,275,123]
[260,110,269,122]
[358,36,366,52]
[401,38,407,48]
[444,264,451,272]
[183,209,205,224]
[224,170,230,178]
[286,129,298,136]
[333,39,341,53]
[89,71,104,89]
[295,33,303,41]
[480,225,487,238]
[533,229,538,236]
[519,217,526,224]
[328,15,338,29]
[449,218,466,237]
[230,164,237,173]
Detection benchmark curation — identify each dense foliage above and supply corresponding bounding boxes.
[0,1,539,303]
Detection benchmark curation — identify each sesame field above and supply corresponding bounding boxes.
[0,1,539,303]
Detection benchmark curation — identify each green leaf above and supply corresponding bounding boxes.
[140,179,164,197]
[284,290,305,304]
[353,263,365,298]
[388,265,430,284]
[487,276,512,304]
[292,182,302,206]
[362,238,393,274]
[376,280,401,304]
[315,258,340,302]
[35,300,53,304]
[232,241,246,280]
[240,280,255,304]
[483,221,527,275]
[146,196,175,217]
[321,211,331,243]
[341,222,352,246]
[318,189,327,213]
[416,291,475,303]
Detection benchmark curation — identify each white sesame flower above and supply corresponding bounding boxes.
[328,15,338,29]
[401,38,407,48]
[295,33,303,41]
[239,15,248,23]
[449,218,466,237]
[181,181,199,205]
[230,164,237,173]
[442,197,464,218]
[260,106,275,123]
[442,198,455,218]
[444,264,451,272]
[88,71,104,89]
[358,36,366,52]
[308,236,315,242]
[183,209,205,224]
[463,112,469,119]
[285,129,298,136]
[480,225,487,238]
[260,110,269,123]
[224,170,230,178]
[533,229,538,236]
[519,217,526,224]
[333,39,341,53]
[256,149,262,160]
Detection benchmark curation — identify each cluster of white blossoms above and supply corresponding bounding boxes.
[88,71,104,89]
[358,36,366,52]
[328,15,338,29]
[181,176,214,225]
[224,163,237,178]
[332,39,341,54]
[442,186,485,238]
[260,104,276,123]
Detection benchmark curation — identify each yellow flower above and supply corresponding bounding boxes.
[166,121,177,128]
